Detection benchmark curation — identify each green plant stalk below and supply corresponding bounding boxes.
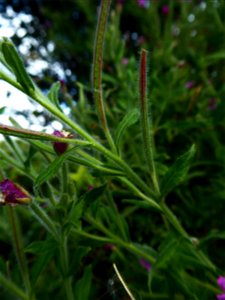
[61,162,69,194]
[7,206,34,300]
[30,200,59,240]
[0,148,30,177]
[4,135,24,163]
[0,272,28,300]
[139,49,160,195]
[92,0,117,153]
[160,202,189,239]
[0,124,91,146]
[119,177,161,211]
[59,235,74,300]
[71,228,113,243]
[86,215,156,264]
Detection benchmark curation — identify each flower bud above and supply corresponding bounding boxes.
[0,179,31,205]
[53,130,72,155]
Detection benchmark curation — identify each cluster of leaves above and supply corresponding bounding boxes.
[0,1,225,299]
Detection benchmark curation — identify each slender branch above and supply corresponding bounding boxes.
[7,207,35,300]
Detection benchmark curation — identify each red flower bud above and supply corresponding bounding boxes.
[0,179,31,205]
[53,130,72,155]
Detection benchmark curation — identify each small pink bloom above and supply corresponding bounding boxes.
[162,5,169,15]
[185,81,194,89]
[139,258,152,271]
[87,185,94,191]
[217,294,225,300]
[137,36,145,45]
[53,130,72,155]
[0,179,31,205]
[218,276,225,292]
[137,0,149,8]
[121,58,129,65]
[208,97,217,110]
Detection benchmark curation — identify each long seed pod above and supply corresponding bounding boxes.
[139,49,159,195]
[92,0,117,153]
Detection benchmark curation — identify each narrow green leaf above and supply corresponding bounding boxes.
[25,239,57,285]
[35,147,76,188]
[0,272,28,300]
[47,81,62,111]
[68,246,91,276]
[160,145,196,197]
[0,106,6,115]
[203,51,225,66]
[30,201,58,239]
[74,265,92,300]
[1,38,35,94]
[114,108,140,148]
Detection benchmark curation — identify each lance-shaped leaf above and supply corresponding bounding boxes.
[47,81,62,111]
[160,145,196,197]
[1,38,35,94]
[115,108,140,149]
[34,147,76,188]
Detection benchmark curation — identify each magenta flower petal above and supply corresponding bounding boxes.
[0,179,31,205]
[185,81,194,89]
[218,276,225,292]
[217,294,225,300]
[139,258,152,271]
[137,0,149,8]
[162,5,169,15]
[53,130,72,155]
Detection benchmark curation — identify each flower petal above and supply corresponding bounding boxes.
[218,276,225,292]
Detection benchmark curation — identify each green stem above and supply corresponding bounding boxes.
[86,215,156,264]
[160,202,189,239]
[71,228,113,243]
[30,200,58,240]
[0,272,28,300]
[119,177,161,211]
[59,234,74,300]
[7,207,35,300]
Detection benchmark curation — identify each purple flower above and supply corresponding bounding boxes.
[218,276,225,292]
[87,185,94,191]
[162,5,169,15]
[139,258,152,271]
[53,130,72,155]
[185,81,194,89]
[121,58,129,65]
[0,179,31,205]
[217,276,225,299]
[137,0,149,8]
[208,97,217,110]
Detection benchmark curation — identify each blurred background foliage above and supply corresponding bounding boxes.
[0,0,225,299]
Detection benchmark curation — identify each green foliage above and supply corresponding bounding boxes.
[160,144,196,197]
[0,1,224,299]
